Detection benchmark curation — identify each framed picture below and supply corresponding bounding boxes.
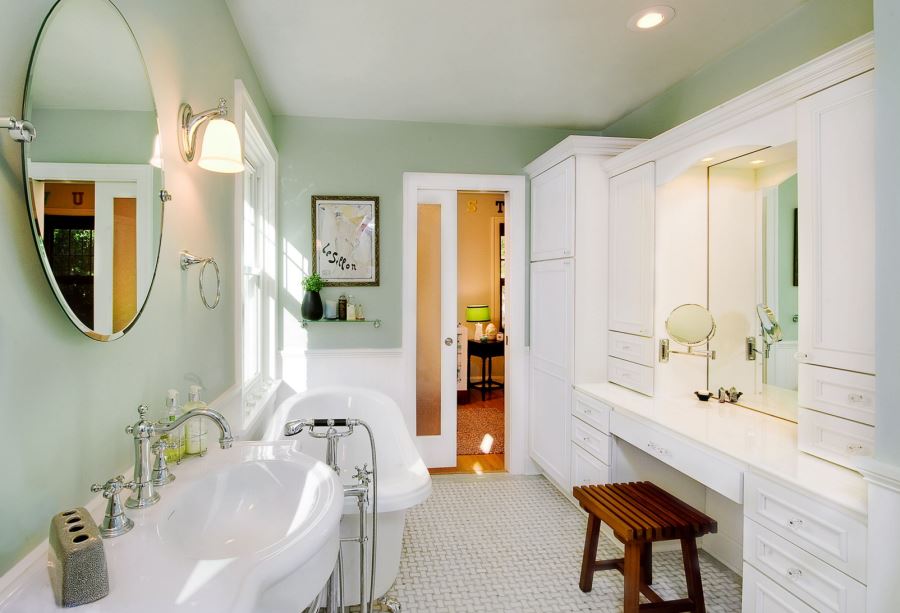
[312,195,380,286]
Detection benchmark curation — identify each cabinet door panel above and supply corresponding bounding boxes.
[529,259,574,490]
[609,162,655,337]
[797,71,875,374]
[531,156,575,261]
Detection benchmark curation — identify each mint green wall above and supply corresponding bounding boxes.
[30,108,158,164]
[276,116,591,350]
[603,0,873,138]
[0,0,271,576]
[874,0,900,466]
[777,175,798,342]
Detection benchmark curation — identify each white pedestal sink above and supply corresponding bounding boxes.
[0,441,343,612]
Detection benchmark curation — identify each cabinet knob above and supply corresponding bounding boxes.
[444,337,453,346]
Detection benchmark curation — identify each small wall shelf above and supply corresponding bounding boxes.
[301,318,382,329]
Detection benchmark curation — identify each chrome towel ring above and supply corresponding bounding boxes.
[179,250,221,309]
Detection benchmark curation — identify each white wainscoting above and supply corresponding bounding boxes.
[281,347,407,422]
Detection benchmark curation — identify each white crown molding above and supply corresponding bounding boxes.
[856,457,900,494]
[524,135,645,177]
[603,32,875,177]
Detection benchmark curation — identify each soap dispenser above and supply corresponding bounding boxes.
[184,385,208,456]
[160,389,184,464]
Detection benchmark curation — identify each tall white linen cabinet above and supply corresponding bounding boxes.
[526,136,642,492]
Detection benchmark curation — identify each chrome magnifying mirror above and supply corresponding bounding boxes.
[659,304,717,362]
[756,303,783,345]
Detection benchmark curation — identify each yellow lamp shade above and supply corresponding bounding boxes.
[466,305,490,322]
[198,118,244,173]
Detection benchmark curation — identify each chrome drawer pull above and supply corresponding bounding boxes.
[786,568,803,581]
[846,443,866,454]
[847,393,866,404]
[787,518,804,530]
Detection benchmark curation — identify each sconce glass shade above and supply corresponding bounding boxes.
[466,305,491,322]
[149,134,162,168]
[198,118,244,173]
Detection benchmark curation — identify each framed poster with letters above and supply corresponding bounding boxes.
[312,195,380,286]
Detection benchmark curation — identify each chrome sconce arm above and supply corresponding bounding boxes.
[178,98,227,162]
[1,116,36,143]
[659,339,717,363]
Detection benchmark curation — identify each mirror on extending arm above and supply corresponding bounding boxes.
[659,304,717,362]
[707,143,798,420]
[22,0,165,341]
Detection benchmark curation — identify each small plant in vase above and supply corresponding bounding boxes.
[301,273,325,321]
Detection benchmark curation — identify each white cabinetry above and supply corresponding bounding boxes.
[608,162,655,395]
[526,136,642,494]
[530,156,575,261]
[797,71,875,375]
[529,259,574,488]
[743,473,868,612]
[797,70,876,468]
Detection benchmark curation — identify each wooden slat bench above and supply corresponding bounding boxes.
[574,481,717,613]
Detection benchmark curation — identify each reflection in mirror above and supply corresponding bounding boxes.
[23,0,163,341]
[708,143,798,420]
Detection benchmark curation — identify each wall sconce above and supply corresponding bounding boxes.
[178,98,244,173]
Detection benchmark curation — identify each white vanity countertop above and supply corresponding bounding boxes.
[574,382,868,518]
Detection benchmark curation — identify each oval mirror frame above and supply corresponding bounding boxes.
[756,303,784,345]
[665,303,716,347]
[22,0,165,342]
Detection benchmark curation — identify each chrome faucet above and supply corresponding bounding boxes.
[125,404,234,508]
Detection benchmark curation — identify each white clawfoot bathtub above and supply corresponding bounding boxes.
[259,387,431,607]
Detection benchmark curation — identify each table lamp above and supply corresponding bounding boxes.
[466,304,491,340]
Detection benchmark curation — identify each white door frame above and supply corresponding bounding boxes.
[402,172,529,473]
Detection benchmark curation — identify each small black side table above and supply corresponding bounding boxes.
[468,339,504,401]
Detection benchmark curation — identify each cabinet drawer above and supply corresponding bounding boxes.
[608,356,654,396]
[744,519,866,613]
[571,417,610,464]
[798,407,875,469]
[744,472,866,582]
[571,443,610,488]
[608,331,654,366]
[610,411,744,503]
[798,364,875,426]
[742,563,817,613]
[572,391,611,433]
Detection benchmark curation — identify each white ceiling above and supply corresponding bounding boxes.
[30,0,153,113]
[226,0,807,129]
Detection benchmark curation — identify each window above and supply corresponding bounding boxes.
[236,81,278,427]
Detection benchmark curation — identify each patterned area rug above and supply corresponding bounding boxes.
[457,393,505,455]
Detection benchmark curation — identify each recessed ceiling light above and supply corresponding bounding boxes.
[750,159,766,165]
[628,6,676,31]
[701,157,715,163]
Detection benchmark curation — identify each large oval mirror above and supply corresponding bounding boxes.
[665,303,716,347]
[23,0,164,341]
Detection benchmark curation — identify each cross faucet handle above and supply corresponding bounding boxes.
[91,475,135,498]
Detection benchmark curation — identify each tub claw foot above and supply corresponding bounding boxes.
[379,596,401,612]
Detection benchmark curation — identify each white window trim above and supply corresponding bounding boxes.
[233,79,279,428]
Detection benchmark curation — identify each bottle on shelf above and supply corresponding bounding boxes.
[338,294,347,320]
[184,385,208,456]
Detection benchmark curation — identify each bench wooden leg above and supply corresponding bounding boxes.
[579,514,602,592]
[680,537,705,613]
[623,540,642,613]
[641,541,653,585]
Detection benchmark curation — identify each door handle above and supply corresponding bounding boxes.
[444,337,454,346]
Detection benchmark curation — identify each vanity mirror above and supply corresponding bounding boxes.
[707,143,798,420]
[659,304,716,362]
[22,0,165,341]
